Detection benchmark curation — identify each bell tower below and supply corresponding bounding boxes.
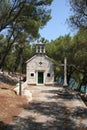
[36,42,45,54]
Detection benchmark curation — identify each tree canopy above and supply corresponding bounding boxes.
[46,28,87,91]
[69,0,87,29]
[0,0,53,70]
[0,0,53,35]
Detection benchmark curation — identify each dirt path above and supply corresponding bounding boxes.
[7,86,87,130]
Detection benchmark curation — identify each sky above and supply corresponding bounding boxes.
[39,0,75,41]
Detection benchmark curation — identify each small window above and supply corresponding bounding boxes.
[47,73,50,77]
[31,73,34,77]
[39,62,42,65]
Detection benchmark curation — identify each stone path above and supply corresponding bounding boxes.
[7,86,87,130]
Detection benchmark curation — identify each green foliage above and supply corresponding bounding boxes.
[0,0,53,69]
[46,34,72,62]
[46,28,87,89]
[69,0,87,29]
[46,34,72,80]
[5,51,16,72]
[0,0,53,36]
[4,40,33,73]
[0,35,7,63]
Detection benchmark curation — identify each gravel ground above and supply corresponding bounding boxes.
[7,85,87,130]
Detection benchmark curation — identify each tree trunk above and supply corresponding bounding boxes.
[14,48,23,72]
[0,42,13,70]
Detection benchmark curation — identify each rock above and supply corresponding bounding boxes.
[14,82,32,102]
[23,89,32,102]
[85,93,87,99]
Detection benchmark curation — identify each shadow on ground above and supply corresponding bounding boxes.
[6,87,87,130]
[42,87,80,100]
[0,121,7,130]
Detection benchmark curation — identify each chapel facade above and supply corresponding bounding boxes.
[26,43,54,86]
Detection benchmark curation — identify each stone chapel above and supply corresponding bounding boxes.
[26,42,54,86]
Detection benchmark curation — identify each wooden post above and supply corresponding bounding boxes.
[19,53,22,96]
[19,47,23,96]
